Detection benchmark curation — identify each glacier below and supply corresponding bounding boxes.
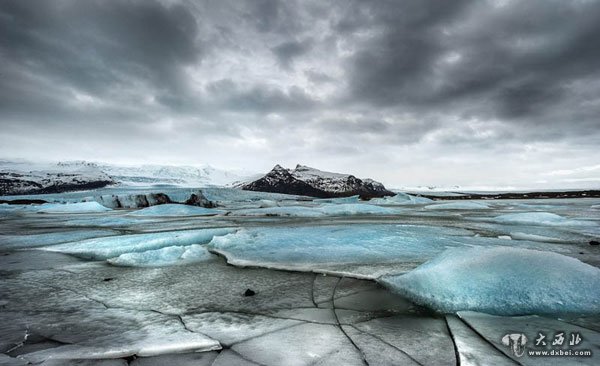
[381,246,600,315]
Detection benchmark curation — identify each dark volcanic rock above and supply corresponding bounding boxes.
[0,169,114,196]
[590,240,600,246]
[94,193,172,209]
[184,190,216,208]
[243,289,256,297]
[242,164,394,198]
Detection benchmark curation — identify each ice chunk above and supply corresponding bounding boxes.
[370,192,433,205]
[492,212,592,226]
[36,202,112,213]
[234,204,400,217]
[509,231,566,243]
[318,203,400,216]
[0,230,117,250]
[107,244,214,267]
[382,247,600,315]
[44,228,236,260]
[424,201,490,210]
[235,206,325,217]
[128,204,226,217]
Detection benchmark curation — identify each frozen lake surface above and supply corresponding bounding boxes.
[1,188,599,365]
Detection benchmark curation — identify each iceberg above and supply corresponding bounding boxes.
[318,203,400,216]
[36,202,112,213]
[128,204,226,217]
[424,201,490,210]
[234,203,400,217]
[370,192,433,205]
[234,206,325,217]
[492,212,593,226]
[381,247,600,315]
[107,244,214,267]
[44,228,236,260]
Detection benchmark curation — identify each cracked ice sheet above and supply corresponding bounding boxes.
[2,309,220,363]
[445,315,517,366]
[182,312,303,346]
[353,314,457,365]
[207,224,577,279]
[458,311,600,365]
[231,323,364,366]
[1,255,316,316]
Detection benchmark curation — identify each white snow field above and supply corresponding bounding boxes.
[1,188,599,365]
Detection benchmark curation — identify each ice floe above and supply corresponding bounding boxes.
[382,247,600,315]
[107,244,214,267]
[234,203,400,217]
[43,228,236,260]
[370,192,433,205]
[207,224,498,277]
[128,204,226,217]
[492,212,593,226]
[424,201,490,210]
[36,202,112,213]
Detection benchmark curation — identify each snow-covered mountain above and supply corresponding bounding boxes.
[61,161,253,187]
[0,160,257,195]
[242,164,395,198]
[0,160,114,196]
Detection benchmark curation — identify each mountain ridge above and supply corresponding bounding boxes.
[242,164,395,198]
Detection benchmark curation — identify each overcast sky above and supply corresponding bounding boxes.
[1,0,599,189]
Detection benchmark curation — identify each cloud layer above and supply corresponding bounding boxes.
[1,0,599,188]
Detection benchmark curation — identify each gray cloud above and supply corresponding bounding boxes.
[1,0,599,188]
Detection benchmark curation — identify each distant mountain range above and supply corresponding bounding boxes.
[0,160,258,195]
[242,164,395,198]
[0,160,393,198]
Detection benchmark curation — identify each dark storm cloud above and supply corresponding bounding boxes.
[340,0,600,135]
[271,39,313,69]
[1,0,599,187]
[0,0,198,112]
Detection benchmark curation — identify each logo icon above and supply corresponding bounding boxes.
[502,333,528,357]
